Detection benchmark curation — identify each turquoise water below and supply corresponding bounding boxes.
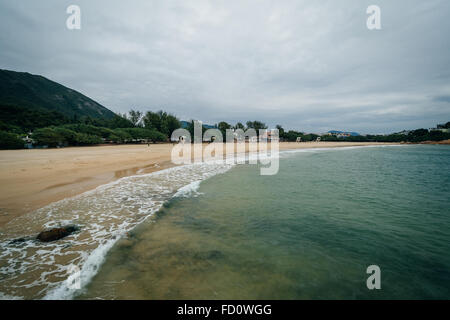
[80,145,450,299]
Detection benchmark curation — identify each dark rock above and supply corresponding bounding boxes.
[36,225,79,242]
[193,250,224,260]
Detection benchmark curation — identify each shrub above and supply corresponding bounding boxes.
[74,132,103,145]
[31,128,64,147]
[0,130,24,149]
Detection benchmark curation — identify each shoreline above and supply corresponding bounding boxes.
[0,141,397,227]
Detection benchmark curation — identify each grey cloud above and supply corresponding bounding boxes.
[0,0,449,134]
[433,96,450,103]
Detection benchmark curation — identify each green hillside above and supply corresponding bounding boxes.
[0,69,116,120]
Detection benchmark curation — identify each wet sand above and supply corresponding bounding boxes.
[0,142,393,226]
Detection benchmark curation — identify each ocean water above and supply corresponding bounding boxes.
[80,145,450,299]
[1,145,449,299]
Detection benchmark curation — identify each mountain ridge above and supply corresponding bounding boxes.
[0,69,116,120]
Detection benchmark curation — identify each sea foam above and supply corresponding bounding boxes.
[0,161,232,299]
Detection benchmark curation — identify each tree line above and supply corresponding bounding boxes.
[0,103,449,149]
[274,123,450,143]
[0,106,180,149]
[0,106,274,149]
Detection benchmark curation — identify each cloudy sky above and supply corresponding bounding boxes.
[1,0,449,134]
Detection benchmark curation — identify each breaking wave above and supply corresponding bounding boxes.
[0,162,232,299]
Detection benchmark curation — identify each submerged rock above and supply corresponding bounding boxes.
[193,250,224,261]
[36,225,80,242]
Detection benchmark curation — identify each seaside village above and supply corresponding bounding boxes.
[20,125,345,149]
[21,126,313,148]
[19,120,450,149]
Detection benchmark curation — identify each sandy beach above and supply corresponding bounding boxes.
[0,141,393,226]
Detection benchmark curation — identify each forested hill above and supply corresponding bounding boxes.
[0,69,116,120]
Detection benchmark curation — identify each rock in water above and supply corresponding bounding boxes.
[36,225,79,242]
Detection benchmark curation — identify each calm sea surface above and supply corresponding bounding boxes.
[78,145,450,299]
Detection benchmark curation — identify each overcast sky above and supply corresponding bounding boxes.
[1,0,449,134]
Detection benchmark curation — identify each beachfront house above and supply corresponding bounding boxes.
[22,134,34,149]
[260,130,279,143]
[246,136,259,143]
[430,127,450,133]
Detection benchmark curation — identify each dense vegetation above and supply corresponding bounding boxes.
[0,70,186,148]
[0,105,178,148]
[31,111,172,147]
[1,109,449,149]
[274,124,450,143]
[0,69,173,148]
[319,127,450,143]
[29,125,167,147]
[0,130,24,149]
[0,104,73,132]
[275,125,320,142]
